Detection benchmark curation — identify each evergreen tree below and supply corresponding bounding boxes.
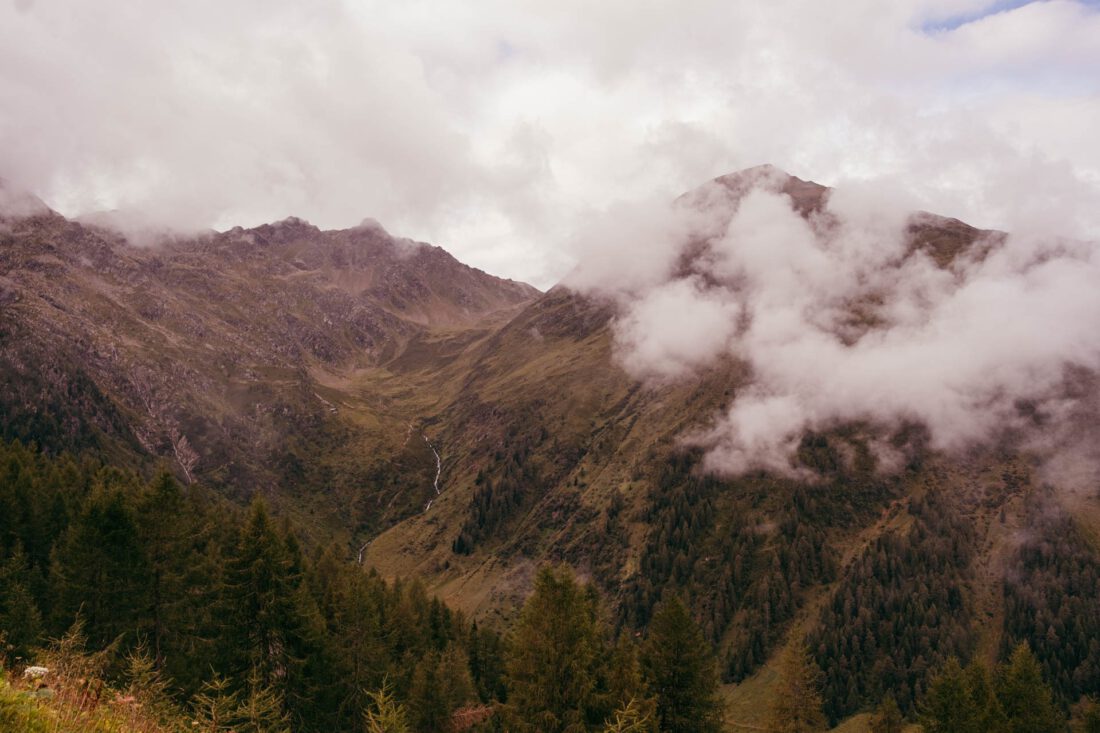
[0,543,43,662]
[769,643,827,733]
[50,482,149,649]
[606,635,653,715]
[869,695,904,733]
[408,644,476,733]
[236,668,293,733]
[136,470,194,666]
[996,643,1065,733]
[964,659,1008,733]
[502,565,605,733]
[920,658,984,733]
[467,621,506,704]
[191,674,240,733]
[1081,699,1100,733]
[222,499,312,720]
[640,596,722,733]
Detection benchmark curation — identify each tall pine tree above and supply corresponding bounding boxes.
[640,596,723,733]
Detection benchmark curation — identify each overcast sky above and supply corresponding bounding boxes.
[2,0,1098,288]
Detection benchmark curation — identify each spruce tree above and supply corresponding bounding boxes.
[222,499,310,719]
[603,697,658,733]
[921,658,973,733]
[920,657,992,733]
[406,644,476,733]
[136,469,214,686]
[364,683,411,733]
[50,482,149,649]
[640,596,722,733]
[1082,699,1100,733]
[964,659,1007,733]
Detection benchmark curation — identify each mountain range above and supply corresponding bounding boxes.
[3,167,1098,726]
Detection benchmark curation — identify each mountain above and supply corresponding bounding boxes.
[0,194,538,539]
[2,167,1099,725]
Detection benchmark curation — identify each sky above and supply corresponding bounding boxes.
[1,0,1099,289]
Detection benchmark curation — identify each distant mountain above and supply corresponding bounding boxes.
[0,196,537,538]
[2,168,1098,724]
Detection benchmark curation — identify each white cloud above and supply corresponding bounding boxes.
[1,0,1099,288]
[570,166,1100,479]
[614,277,741,381]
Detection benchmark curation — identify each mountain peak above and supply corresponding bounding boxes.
[710,164,829,216]
[0,178,53,220]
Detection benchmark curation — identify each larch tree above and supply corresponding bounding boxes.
[502,565,606,733]
[770,642,828,733]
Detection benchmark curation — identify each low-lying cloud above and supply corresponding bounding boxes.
[567,166,1100,480]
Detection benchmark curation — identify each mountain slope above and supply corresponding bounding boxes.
[0,196,538,537]
[359,167,1100,720]
[3,168,1098,722]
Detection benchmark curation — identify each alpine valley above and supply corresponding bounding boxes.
[2,167,1099,732]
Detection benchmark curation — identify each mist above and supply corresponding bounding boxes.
[567,165,1100,482]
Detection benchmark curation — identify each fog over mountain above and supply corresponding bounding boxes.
[3,1,1100,288]
[568,166,1100,482]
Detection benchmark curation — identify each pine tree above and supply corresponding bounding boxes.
[502,565,605,733]
[468,621,506,703]
[191,675,240,733]
[964,659,1007,733]
[920,658,976,733]
[996,643,1065,733]
[123,640,180,726]
[640,596,723,733]
[606,634,653,715]
[1081,699,1100,733]
[235,668,293,733]
[769,643,827,733]
[919,657,991,733]
[136,470,194,667]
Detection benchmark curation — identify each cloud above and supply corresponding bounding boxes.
[613,277,741,381]
[2,0,1099,288]
[570,167,1100,481]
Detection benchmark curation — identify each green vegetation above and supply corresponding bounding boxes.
[919,644,1065,733]
[2,434,1099,732]
[0,440,731,732]
[810,489,977,719]
[1003,502,1100,704]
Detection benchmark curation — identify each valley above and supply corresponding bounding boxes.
[2,168,1099,730]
